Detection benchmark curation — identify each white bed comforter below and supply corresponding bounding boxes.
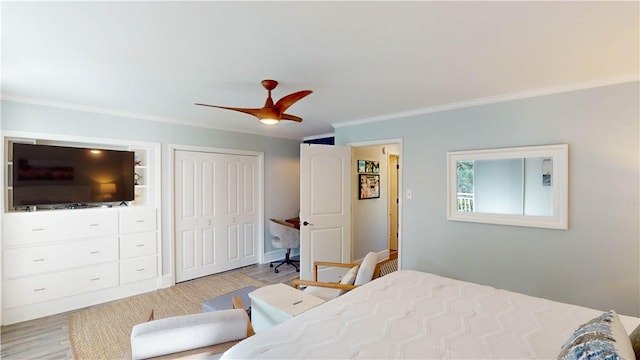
[222,270,639,359]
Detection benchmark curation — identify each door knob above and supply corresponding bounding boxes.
[302,221,314,226]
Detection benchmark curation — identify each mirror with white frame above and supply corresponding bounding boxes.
[447,144,568,229]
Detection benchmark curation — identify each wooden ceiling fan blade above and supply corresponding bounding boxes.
[274,90,313,114]
[196,80,312,125]
[281,113,303,122]
[195,103,262,118]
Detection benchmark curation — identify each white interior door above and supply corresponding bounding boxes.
[299,144,351,281]
[174,150,258,282]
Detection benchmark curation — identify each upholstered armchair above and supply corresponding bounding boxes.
[269,219,300,273]
[292,252,391,300]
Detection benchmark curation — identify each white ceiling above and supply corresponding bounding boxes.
[2,1,638,140]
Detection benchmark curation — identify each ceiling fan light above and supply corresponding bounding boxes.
[260,118,279,125]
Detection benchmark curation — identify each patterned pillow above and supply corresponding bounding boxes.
[558,310,635,360]
[629,324,640,359]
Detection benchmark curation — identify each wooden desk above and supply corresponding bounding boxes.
[285,217,300,229]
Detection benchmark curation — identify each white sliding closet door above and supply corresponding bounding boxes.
[174,150,258,282]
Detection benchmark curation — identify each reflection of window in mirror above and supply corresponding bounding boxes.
[523,158,553,216]
[455,158,553,216]
[448,144,567,229]
[456,160,474,212]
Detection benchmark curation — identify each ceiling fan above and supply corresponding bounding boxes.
[195,80,313,125]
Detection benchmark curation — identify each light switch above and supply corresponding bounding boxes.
[406,189,413,199]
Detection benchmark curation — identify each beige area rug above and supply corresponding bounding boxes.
[68,271,265,360]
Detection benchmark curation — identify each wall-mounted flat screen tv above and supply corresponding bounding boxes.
[12,143,135,207]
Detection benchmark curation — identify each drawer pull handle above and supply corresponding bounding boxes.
[136,220,145,223]
[33,288,45,292]
[89,251,100,254]
[89,223,100,227]
[32,258,45,262]
[136,268,145,272]
[32,228,45,232]
[90,277,101,281]
[136,244,145,247]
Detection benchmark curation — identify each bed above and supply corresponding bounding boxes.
[222,270,640,359]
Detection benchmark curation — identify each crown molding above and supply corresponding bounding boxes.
[332,76,639,129]
[0,95,302,140]
[3,75,637,139]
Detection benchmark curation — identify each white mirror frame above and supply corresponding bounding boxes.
[447,144,568,230]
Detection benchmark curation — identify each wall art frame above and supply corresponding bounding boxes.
[357,159,379,173]
[359,173,380,199]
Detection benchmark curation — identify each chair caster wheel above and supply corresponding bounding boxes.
[274,269,279,273]
[270,263,274,267]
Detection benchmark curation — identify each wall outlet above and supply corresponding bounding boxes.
[406,189,413,199]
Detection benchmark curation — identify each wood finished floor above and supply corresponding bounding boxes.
[0,262,300,360]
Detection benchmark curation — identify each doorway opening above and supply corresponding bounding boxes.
[350,140,402,266]
[388,154,399,260]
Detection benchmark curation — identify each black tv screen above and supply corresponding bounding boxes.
[13,143,135,207]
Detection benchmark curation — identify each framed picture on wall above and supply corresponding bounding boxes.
[371,161,380,173]
[358,160,366,173]
[358,160,380,173]
[359,174,380,199]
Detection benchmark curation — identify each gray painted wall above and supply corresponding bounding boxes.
[336,82,640,316]
[1,100,301,276]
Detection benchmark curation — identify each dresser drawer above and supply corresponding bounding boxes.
[4,262,119,308]
[3,209,118,246]
[119,208,156,233]
[65,210,119,239]
[2,213,59,246]
[3,236,118,278]
[120,232,157,259]
[120,255,157,284]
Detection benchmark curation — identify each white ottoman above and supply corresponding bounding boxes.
[248,283,324,332]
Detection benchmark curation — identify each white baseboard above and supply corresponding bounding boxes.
[160,274,174,288]
[262,249,287,264]
[378,249,390,261]
[262,247,301,264]
[354,249,389,264]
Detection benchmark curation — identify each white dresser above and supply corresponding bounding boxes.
[1,206,160,325]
